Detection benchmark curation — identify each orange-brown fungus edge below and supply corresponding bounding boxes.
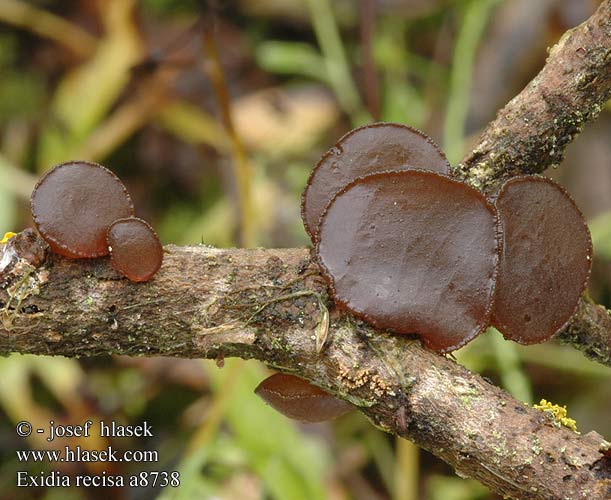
[254,373,353,423]
[301,122,449,242]
[491,175,593,344]
[315,169,499,353]
[31,161,134,258]
[106,217,163,283]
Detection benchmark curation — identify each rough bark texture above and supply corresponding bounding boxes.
[453,0,611,369]
[1,242,611,500]
[2,1,611,499]
[558,299,611,368]
[454,0,611,192]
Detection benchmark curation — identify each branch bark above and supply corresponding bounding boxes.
[2,1,611,498]
[557,299,611,367]
[1,243,611,499]
[454,0,611,191]
[454,0,611,368]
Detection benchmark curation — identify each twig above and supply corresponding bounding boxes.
[0,244,609,498]
[2,2,611,498]
[456,0,611,190]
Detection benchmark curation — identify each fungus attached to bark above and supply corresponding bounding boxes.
[316,169,499,353]
[106,217,163,282]
[301,122,449,241]
[492,176,592,344]
[254,373,352,422]
[31,161,134,258]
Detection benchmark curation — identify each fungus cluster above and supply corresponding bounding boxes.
[316,169,499,352]
[31,161,162,282]
[302,122,592,353]
[301,123,450,241]
[255,122,592,423]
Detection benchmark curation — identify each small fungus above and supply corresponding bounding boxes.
[301,122,449,241]
[254,373,353,422]
[106,217,163,282]
[31,161,134,258]
[492,176,592,344]
[316,169,499,353]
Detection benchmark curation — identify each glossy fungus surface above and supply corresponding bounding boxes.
[301,122,449,241]
[107,217,163,282]
[316,169,499,353]
[254,373,352,422]
[492,176,592,344]
[31,161,134,258]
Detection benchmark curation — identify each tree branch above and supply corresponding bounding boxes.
[455,0,611,191]
[456,0,611,368]
[1,242,610,499]
[2,1,611,498]
[557,299,611,367]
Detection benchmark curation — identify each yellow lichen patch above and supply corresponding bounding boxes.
[533,399,579,433]
[0,232,17,244]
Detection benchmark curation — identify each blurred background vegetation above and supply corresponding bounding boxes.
[0,0,610,499]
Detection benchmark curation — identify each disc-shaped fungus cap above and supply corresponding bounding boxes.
[491,176,592,344]
[106,217,163,282]
[255,373,352,422]
[31,161,134,258]
[301,122,449,242]
[316,169,499,353]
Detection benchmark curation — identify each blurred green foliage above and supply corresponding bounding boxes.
[0,1,610,499]
[590,211,611,260]
[0,35,44,121]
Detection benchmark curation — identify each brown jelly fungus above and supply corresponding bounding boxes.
[254,373,352,422]
[107,217,163,282]
[301,122,449,242]
[492,176,592,344]
[31,161,134,258]
[316,169,499,353]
